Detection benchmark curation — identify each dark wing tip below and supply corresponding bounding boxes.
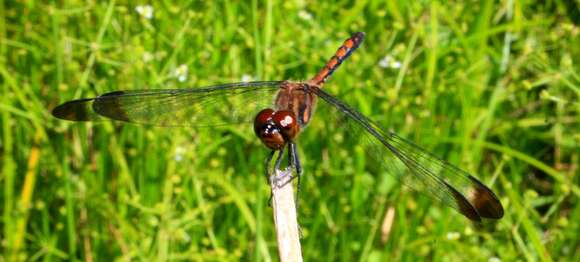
[443,180,482,222]
[92,91,130,121]
[467,175,505,219]
[51,98,96,121]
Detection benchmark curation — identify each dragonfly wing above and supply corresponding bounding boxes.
[311,87,504,221]
[52,98,104,121]
[52,81,283,127]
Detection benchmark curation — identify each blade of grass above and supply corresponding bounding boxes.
[501,175,553,262]
[77,0,117,96]
[12,130,42,257]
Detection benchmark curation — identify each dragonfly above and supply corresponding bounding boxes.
[52,32,504,222]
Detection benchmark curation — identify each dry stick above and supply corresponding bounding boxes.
[270,168,303,262]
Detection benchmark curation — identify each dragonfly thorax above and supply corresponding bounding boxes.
[254,108,300,150]
[275,81,317,127]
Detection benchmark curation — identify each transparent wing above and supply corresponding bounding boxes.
[52,81,283,127]
[310,87,504,221]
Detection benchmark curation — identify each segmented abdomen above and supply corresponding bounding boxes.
[310,32,365,86]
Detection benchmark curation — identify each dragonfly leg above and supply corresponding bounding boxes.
[274,147,285,172]
[271,147,289,187]
[264,150,276,184]
[289,142,303,214]
[268,148,286,206]
[264,150,276,207]
[276,143,300,188]
[289,142,303,176]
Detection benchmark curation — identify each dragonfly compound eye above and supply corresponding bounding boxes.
[272,110,300,141]
[254,108,285,150]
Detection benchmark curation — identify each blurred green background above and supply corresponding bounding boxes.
[1,0,579,261]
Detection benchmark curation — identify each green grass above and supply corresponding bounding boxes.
[1,0,579,260]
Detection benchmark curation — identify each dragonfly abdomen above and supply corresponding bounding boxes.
[310,32,365,86]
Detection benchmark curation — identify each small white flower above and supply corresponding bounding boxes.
[174,64,188,82]
[446,231,460,240]
[378,55,391,68]
[241,74,253,82]
[390,60,402,69]
[488,257,501,262]
[378,55,402,69]
[142,51,154,63]
[298,10,313,21]
[136,5,154,19]
[174,146,185,162]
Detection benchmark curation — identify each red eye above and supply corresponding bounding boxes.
[272,110,300,140]
[254,108,275,136]
[254,108,285,150]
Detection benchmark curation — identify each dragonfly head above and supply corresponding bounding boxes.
[254,108,300,150]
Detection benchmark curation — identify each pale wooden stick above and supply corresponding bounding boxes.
[270,168,303,262]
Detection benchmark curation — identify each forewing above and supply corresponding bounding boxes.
[311,87,504,221]
[52,81,283,127]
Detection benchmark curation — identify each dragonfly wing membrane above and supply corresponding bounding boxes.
[311,87,504,221]
[53,81,283,127]
[52,98,105,121]
[387,133,504,219]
